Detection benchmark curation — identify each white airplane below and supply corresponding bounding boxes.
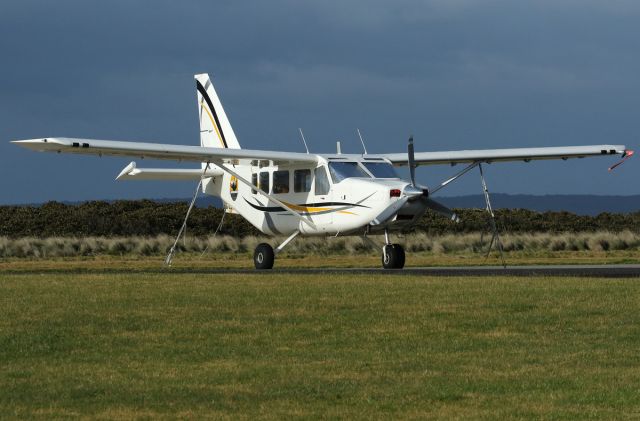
[13,73,634,269]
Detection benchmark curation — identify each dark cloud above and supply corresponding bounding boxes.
[1,0,637,204]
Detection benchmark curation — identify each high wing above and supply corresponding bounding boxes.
[12,137,319,166]
[374,145,628,167]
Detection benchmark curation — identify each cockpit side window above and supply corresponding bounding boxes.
[259,171,270,194]
[314,166,330,195]
[273,170,289,194]
[362,162,399,179]
[327,162,370,183]
[294,169,311,193]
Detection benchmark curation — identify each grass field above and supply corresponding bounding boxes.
[2,270,640,419]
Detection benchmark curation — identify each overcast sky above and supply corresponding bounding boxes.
[1,0,638,204]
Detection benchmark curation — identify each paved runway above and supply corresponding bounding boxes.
[287,264,640,278]
[9,264,639,277]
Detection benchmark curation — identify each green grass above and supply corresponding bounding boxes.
[2,272,640,419]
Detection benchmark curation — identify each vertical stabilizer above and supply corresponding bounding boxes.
[195,73,241,149]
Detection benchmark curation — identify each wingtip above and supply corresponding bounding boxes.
[11,138,63,151]
[12,138,41,144]
[11,138,46,148]
[608,149,634,172]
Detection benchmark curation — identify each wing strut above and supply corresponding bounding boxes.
[165,162,212,266]
[479,163,506,268]
[429,161,480,195]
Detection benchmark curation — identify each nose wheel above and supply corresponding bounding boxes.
[382,244,405,269]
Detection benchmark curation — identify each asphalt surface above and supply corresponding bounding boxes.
[227,264,639,277]
[7,264,640,277]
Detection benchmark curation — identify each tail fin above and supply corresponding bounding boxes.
[195,73,241,149]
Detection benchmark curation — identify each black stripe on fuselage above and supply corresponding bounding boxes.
[245,199,284,212]
[304,202,369,208]
[244,198,370,213]
[196,80,228,148]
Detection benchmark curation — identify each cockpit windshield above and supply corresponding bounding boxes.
[328,162,370,183]
[362,162,399,179]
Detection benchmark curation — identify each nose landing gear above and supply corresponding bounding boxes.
[382,244,405,269]
[380,229,405,269]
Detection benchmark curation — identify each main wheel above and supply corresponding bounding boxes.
[382,244,405,269]
[254,243,275,269]
[394,244,405,269]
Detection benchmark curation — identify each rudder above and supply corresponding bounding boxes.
[195,73,241,149]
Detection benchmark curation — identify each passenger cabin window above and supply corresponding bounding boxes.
[273,170,289,194]
[259,171,270,194]
[328,162,370,183]
[294,169,311,193]
[251,173,258,194]
[363,162,399,179]
[314,166,330,196]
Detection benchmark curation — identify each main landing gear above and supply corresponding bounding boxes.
[254,243,275,269]
[254,229,407,270]
[253,230,300,270]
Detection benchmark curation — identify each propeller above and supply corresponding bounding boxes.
[406,135,460,223]
[408,135,416,186]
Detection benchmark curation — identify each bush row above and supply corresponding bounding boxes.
[1,200,639,238]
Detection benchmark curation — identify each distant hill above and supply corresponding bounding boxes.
[16,194,640,216]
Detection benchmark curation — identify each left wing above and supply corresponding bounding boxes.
[373,144,629,167]
[12,137,319,166]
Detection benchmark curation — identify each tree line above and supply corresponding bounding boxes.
[0,200,638,238]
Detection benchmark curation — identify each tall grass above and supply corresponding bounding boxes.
[0,231,638,258]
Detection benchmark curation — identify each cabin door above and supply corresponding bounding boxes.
[313,165,334,229]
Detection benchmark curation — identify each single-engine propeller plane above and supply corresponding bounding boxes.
[13,73,634,269]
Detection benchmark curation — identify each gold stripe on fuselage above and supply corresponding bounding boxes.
[281,201,331,213]
[281,201,357,215]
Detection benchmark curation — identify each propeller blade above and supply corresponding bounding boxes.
[408,135,416,186]
[424,198,460,223]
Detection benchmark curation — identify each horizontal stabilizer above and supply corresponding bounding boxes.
[116,161,223,181]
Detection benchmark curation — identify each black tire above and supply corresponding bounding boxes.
[394,244,406,269]
[254,243,275,269]
[382,244,405,269]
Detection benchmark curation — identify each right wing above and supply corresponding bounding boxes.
[374,145,629,167]
[12,137,319,166]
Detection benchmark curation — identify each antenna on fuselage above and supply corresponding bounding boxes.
[356,128,368,155]
[298,128,310,154]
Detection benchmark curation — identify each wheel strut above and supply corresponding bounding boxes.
[254,230,300,270]
[381,229,405,269]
